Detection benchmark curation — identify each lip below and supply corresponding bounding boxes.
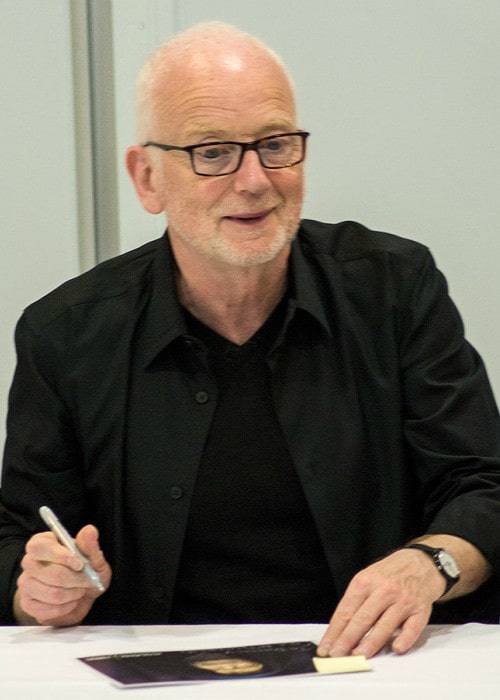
[223,209,272,223]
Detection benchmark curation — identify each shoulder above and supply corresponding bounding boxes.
[22,237,163,331]
[292,219,443,318]
[297,219,429,263]
[295,220,436,298]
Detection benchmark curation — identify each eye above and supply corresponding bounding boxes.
[261,137,286,152]
[199,147,223,160]
[196,143,236,161]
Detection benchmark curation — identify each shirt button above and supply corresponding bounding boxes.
[170,486,184,500]
[195,390,209,404]
[151,585,166,600]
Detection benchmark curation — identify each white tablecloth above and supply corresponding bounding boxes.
[1,623,499,699]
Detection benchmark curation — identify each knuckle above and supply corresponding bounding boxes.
[354,608,376,628]
[24,537,39,557]
[374,618,396,636]
[25,532,58,563]
[378,578,402,599]
[335,608,355,625]
[399,589,418,610]
[33,604,67,625]
[48,585,70,604]
[48,567,72,589]
[19,553,32,572]
[350,569,371,592]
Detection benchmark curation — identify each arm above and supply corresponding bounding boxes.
[0,314,109,624]
[319,249,500,658]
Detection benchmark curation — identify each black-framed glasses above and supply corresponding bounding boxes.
[143,131,310,177]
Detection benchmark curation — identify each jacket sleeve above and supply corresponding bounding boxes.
[0,313,85,624]
[400,250,500,575]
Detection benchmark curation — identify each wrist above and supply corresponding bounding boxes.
[400,543,461,597]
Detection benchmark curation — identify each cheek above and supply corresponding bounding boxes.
[276,167,304,195]
[280,171,305,212]
[162,174,225,213]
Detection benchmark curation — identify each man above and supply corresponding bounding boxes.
[0,22,499,658]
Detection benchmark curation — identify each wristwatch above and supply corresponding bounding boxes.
[402,543,461,595]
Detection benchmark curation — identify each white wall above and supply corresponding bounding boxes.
[0,0,82,455]
[110,0,500,398]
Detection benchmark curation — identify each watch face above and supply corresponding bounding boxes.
[437,550,461,578]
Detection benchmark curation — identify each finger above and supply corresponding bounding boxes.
[390,610,431,655]
[75,524,99,552]
[16,565,99,627]
[350,605,427,658]
[16,569,92,626]
[319,597,389,657]
[19,593,82,625]
[18,570,86,605]
[317,567,416,657]
[317,565,392,656]
[321,589,433,659]
[74,524,112,594]
[75,524,105,566]
[75,524,109,576]
[24,532,84,573]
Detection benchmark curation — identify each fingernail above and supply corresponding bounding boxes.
[71,556,84,571]
[327,646,346,658]
[316,645,331,657]
[392,640,407,655]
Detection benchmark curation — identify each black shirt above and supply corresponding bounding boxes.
[1,220,499,625]
[170,302,335,623]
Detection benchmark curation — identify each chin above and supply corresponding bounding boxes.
[211,244,286,268]
[210,228,297,268]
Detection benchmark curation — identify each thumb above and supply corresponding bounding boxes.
[75,524,108,573]
[75,523,100,557]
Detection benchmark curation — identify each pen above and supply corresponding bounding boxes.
[38,505,105,593]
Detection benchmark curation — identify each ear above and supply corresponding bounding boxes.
[125,146,164,215]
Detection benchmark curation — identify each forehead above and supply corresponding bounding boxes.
[152,47,297,141]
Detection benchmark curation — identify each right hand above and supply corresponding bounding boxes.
[14,524,112,626]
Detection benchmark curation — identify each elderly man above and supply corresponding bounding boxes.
[1,22,499,658]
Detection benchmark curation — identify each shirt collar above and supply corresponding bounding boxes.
[139,232,189,369]
[142,224,333,369]
[287,229,334,338]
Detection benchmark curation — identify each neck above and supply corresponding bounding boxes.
[176,254,289,345]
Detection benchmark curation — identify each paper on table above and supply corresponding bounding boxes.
[80,641,321,687]
[313,655,372,674]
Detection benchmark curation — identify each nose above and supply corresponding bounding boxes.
[232,149,272,193]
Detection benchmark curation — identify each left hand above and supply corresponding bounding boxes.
[317,548,445,659]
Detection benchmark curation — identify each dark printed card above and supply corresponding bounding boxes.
[80,640,318,687]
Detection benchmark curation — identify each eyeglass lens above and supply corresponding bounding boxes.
[191,133,306,175]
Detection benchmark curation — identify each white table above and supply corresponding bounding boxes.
[1,623,499,699]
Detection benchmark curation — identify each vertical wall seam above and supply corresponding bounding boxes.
[87,0,120,263]
[70,0,97,272]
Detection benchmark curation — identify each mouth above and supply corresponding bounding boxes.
[223,209,272,224]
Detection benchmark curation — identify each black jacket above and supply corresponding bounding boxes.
[1,220,500,624]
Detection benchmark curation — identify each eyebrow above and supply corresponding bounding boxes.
[182,124,296,145]
[182,129,227,143]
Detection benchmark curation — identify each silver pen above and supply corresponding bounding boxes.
[39,505,105,593]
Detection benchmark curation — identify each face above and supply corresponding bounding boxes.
[191,657,264,675]
[142,45,305,271]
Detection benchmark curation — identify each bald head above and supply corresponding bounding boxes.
[135,22,296,143]
[126,21,305,274]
